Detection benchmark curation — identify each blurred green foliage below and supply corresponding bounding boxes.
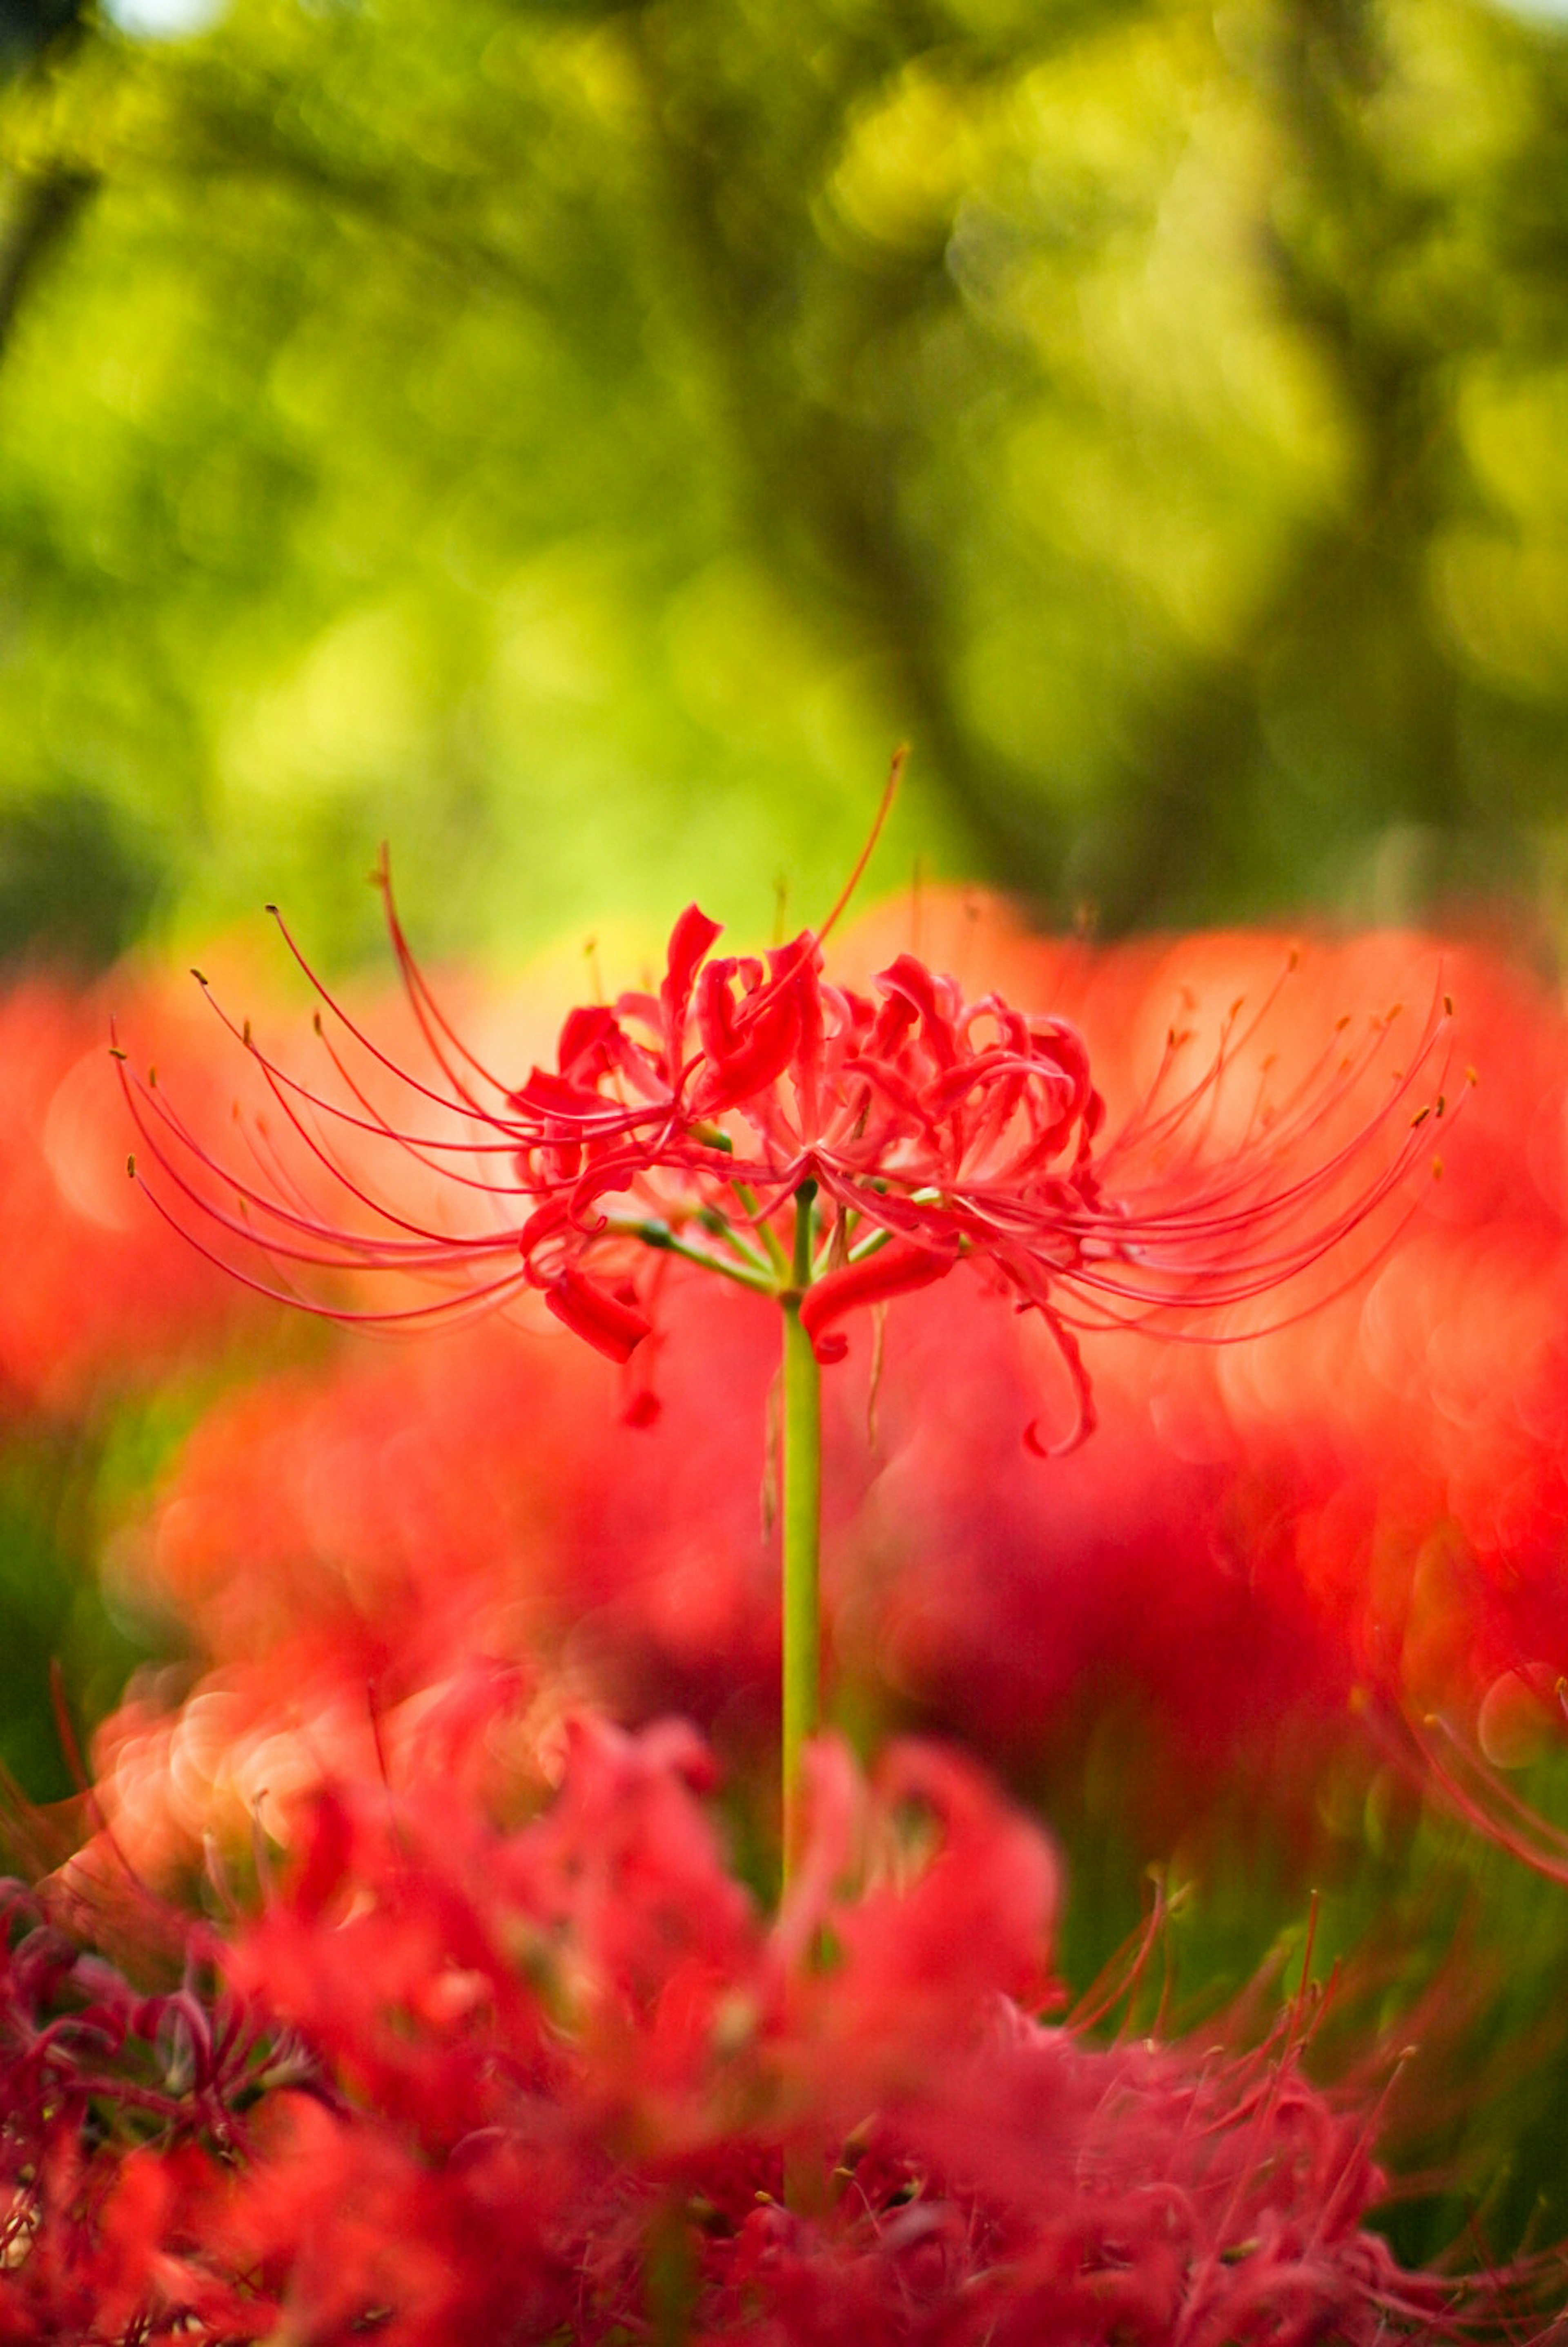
[1040,1717,1568,2265]
[0,0,1564,963]
[0,1413,168,1804]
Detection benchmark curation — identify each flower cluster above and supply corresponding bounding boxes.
[0,1873,321,2340]
[11,1715,1532,2345]
[118,865,1456,1445]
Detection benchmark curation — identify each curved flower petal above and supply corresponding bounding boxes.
[799,1238,958,1364]
[1022,1312,1098,1457]
[543,1269,651,1363]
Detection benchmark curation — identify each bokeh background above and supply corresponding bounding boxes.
[8,0,1568,2258]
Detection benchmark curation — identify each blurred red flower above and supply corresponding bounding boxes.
[0,971,256,1417]
[843,904,1568,1799]
[19,1718,1532,2343]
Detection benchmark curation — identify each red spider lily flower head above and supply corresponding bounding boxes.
[117,790,1459,1452]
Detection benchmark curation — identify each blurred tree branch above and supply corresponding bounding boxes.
[0,158,92,357]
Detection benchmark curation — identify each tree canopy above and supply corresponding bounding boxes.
[0,0,1565,961]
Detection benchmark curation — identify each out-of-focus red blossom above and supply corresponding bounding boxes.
[0,973,257,1415]
[86,1271,853,1883]
[0,1873,324,2343]
[118,853,1453,1450]
[88,1644,547,1890]
[85,1266,1363,1878]
[12,1720,1539,2342]
[838,899,1568,1789]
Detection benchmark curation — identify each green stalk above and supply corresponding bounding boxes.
[606,1216,776,1293]
[779,1180,821,1889]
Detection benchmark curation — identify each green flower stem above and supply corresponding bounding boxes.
[695,1207,774,1276]
[606,1217,777,1294]
[736,1180,792,1279]
[780,1180,821,1890]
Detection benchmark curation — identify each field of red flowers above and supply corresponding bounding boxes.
[7,884,1568,2340]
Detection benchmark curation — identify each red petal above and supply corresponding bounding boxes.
[511,1065,606,1117]
[555,1002,621,1083]
[1022,1312,1098,1456]
[694,974,803,1112]
[661,904,724,1035]
[799,1239,956,1364]
[875,954,962,1067]
[520,1200,571,1252]
[544,1269,652,1363]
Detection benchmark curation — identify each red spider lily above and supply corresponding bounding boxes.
[20,1716,1550,2344]
[100,914,1568,1883]
[0,1873,327,2343]
[117,859,1457,1452]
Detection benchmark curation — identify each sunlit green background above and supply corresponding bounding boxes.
[2,0,1568,970]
